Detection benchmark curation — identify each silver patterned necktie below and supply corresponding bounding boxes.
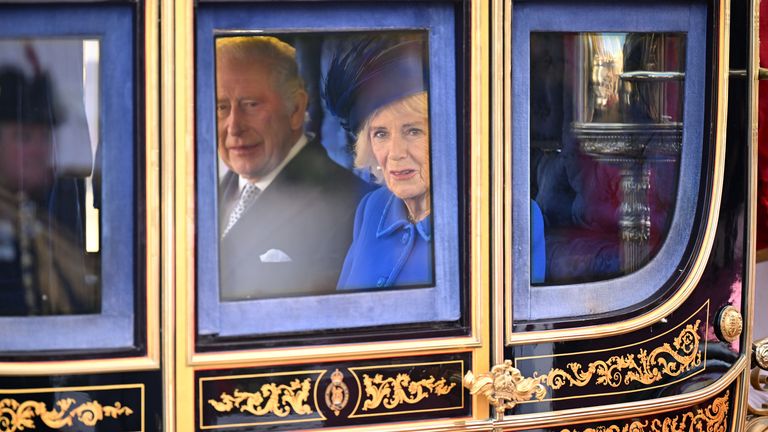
[222,183,260,238]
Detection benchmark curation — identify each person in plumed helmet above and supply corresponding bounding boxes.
[0,66,98,315]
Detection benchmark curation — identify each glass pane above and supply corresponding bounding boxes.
[0,38,100,315]
[214,32,435,301]
[531,32,685,285]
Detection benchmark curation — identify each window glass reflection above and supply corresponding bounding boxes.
[0,39,100,315]
[531,32,685,285]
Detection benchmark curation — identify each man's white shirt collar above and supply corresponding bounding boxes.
[238,134,308,193]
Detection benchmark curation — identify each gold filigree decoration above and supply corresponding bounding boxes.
[463,360,547,415]
[561,390,729,432]
[208,378,313,417]
[361,373,457,411]
[0,398,133,431]
[546,320,702,391]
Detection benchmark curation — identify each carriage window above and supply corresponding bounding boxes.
[0,4,137,353]
[510,2,707,324]
[532,32,685,286]
[195,2,462,342]
[0,38,101,317]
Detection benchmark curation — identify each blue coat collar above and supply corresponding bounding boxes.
[376,191,432,241]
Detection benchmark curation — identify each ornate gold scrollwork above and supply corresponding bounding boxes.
[361,373,456,411]
[717,305,742,343]
[0,398,132,431]
[546,321,702,390]
[560,391,729,432]
[208,378,313,417]
[463,360,546,415]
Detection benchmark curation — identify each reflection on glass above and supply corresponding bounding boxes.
[0,39,100,315]
[214,33,434,301]
[530,32,685,285]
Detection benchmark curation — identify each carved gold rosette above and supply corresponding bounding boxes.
[561,391,729,432]
[546,320,702,391]
[0,398,132,431]
[208,378,313,417]
[463,360,547,415]
[360,373,456,411]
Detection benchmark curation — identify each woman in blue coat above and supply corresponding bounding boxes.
[325,35,546,290]
[325,35,433,290]
[335,90,433,290]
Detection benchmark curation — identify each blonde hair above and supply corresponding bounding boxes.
[354,91,429,183]
[216,36,305,104]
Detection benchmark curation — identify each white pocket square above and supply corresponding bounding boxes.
[260,248,293,263]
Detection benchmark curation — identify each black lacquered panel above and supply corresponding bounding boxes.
[0,370,162,431]
[196,352,470,431]
[514,302,709,407]
[512,384,734,432]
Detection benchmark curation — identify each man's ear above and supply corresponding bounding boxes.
[289,90,309,131]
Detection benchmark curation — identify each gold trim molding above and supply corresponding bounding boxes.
[360,373,456,412]
[463,360,546,415]
[561,390,729,432]
[546,320,702,391]
[0,398,133,431]
[208,378,313,417]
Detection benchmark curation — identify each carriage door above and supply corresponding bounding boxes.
[461,0,761,430]
[170,0,489,430]
[0,0,163,430]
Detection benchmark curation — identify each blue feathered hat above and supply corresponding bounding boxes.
[323,34,428,136]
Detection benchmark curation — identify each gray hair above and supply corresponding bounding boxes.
[216,36,306,105]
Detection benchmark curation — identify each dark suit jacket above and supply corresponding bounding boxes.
[219,139,369,300]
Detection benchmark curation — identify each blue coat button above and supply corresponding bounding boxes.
[376,277,386,287]
[401,232,410,244]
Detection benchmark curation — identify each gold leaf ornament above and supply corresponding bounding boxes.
[208,378,313,417]
[463,360,547,415]
[361,373,457,411]
[0,398,133,432]
[547,321,702,390]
